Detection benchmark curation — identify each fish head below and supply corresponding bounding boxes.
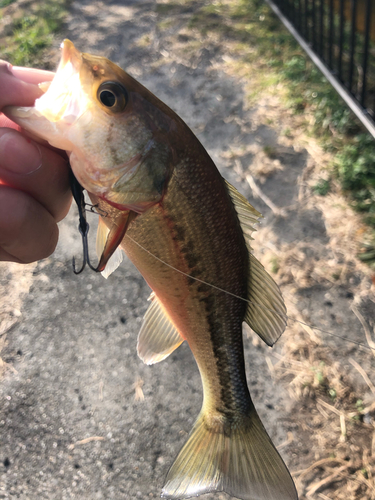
[5,40,177,212]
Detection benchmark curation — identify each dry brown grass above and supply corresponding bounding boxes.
[268,316,375,499]
[240,89,375,500]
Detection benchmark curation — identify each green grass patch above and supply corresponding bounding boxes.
[270,257,280,274]
[0,0,16,7]
[179,0,375,239]
[0,0,70,68]
[156,2,184,15]
[313,179,331,196]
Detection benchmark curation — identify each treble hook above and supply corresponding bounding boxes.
[86,203,108,218]
[69,169,98,274]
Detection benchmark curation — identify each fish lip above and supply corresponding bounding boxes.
[3,41,88,151]
[3,105,36,119]
[60,39,82,71]
[31,40,87,127]
[4,40,83,127]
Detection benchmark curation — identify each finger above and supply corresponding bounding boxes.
[0,128,72,222]
[0,112,60,151]
[0,112,20,131]
[0,61,54,110]
[0,186,59,263]
[11,66,54,85]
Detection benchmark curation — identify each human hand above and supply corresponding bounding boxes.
[0,61,71,264]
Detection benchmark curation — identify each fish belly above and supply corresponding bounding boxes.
[122,160,250,410]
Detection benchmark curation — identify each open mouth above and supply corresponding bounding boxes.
[34,39,85,124]
[3,40,90,150]
[6,40,84,125]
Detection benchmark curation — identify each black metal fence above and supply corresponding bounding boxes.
[268,0,375,134]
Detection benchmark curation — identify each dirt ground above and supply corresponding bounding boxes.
[1,0,375,499]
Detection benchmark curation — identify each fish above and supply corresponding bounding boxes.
[5,40,298,500]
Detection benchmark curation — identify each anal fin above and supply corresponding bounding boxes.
[137,293,184,365]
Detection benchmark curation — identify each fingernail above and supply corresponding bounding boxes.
[0,130,42,175]
[10,66,35,82]
[4,62,13,75]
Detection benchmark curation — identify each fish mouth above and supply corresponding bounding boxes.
[60,39,82,71]
[34,39,85,124]
[8,39,84,123]
[4,40,91,150]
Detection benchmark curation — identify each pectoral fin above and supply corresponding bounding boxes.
[95,217,124,279]
[95,211,137,278]
[137,293,184,365]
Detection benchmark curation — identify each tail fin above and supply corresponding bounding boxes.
[161,409,298,500]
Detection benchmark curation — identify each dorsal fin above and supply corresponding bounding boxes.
[226,180,287,346]
[245,254,287,345]
[225,179,261,243]
[96,217,124,279]
[137,293,184,365]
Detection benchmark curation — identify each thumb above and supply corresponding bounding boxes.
[0,61,54,111]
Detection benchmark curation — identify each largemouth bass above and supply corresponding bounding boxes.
[5,40,298,500]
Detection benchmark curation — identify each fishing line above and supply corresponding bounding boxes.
[125,233,375,354]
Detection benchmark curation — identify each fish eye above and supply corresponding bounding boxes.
[97,81,128,113]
